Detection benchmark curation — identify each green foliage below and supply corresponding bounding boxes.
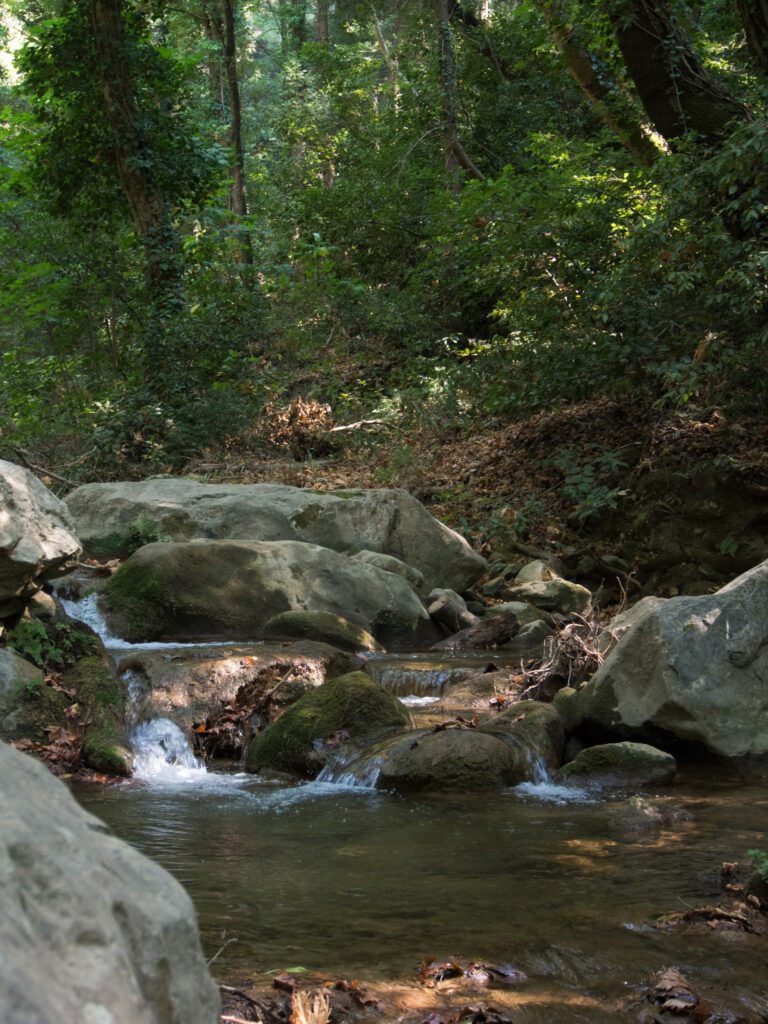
[8,618,98,671]
[546,447,628,524]
[748,849,768,882]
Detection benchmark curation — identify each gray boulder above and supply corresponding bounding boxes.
[245,671,409,776]
[502,578,592,615]
[0,740,219,1024]
[478,700,565,778]
[376,728,521,791]
[578,559,768,756]
[65,480,485,592]
[0,460,81,617]
[103,540,429,644]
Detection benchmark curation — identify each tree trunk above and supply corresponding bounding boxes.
[89,0,183,314]
[609,0,747,142]
[737,0,768,72]
[534,0,659,163]
[205,1,253,268]
[315,0,329,43]
[221,0,252,266]
[436,0,462,191]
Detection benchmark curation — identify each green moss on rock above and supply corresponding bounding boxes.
[245,671,409,777]
[558,741,676,787]
[105,557,167,641]
[65,656,132,776]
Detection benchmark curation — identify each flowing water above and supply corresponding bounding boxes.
[61,590,768,1018]
[73,763,768,1021]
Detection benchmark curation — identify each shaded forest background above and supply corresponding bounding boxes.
[1,0,767,551]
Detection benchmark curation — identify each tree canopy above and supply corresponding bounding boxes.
[1,0,766,472]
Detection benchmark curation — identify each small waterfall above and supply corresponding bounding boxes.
[121,668,207,784]
[315,753,383,790]
[367,655,504,698]
[57,591,253,652]
[58,592,123,647]
[515,754,592,804]
[131,718,206,783]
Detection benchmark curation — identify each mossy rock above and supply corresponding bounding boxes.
[552,686,584,733]
[0,649,69,742]
[558,741,676,787]
[263,611,382,653]
[245,671,409,777]
[65,656,132,776]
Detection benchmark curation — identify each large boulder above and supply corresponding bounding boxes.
[65,480,485,593]
[0,741,219,1024]
[245,670,409,776]
[102,539,429,644]
[578,560,768,756]
[0,460,81,617]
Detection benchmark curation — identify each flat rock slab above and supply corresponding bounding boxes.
[65,479,485,593]
[0,740,219,1024]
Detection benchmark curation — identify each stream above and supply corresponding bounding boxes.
[72,757,768,1020]
[62,592,768,1020]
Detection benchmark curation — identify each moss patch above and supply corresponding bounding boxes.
[245,670,408,777]
[105,557,167,641]
[66,656,132,776]
[559,741,676,786]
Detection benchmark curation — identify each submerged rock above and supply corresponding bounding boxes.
[65,479,485,592]
[102,539,429,644]
[245,671,409,776]
[577,559,768,756]
[0,459,81,618]
[559,741,676,787]
[0,740,220,1023]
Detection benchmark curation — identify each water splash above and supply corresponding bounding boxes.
[316,753,383,790]
[131,718,207,783]
[399,695,441,707]
[513,753,593,804]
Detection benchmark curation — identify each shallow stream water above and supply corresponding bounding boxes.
[61,590,768,1019]
[74,762,768,1021]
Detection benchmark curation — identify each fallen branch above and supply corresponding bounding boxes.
[12,447,81,490]
[329,418,385,433]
